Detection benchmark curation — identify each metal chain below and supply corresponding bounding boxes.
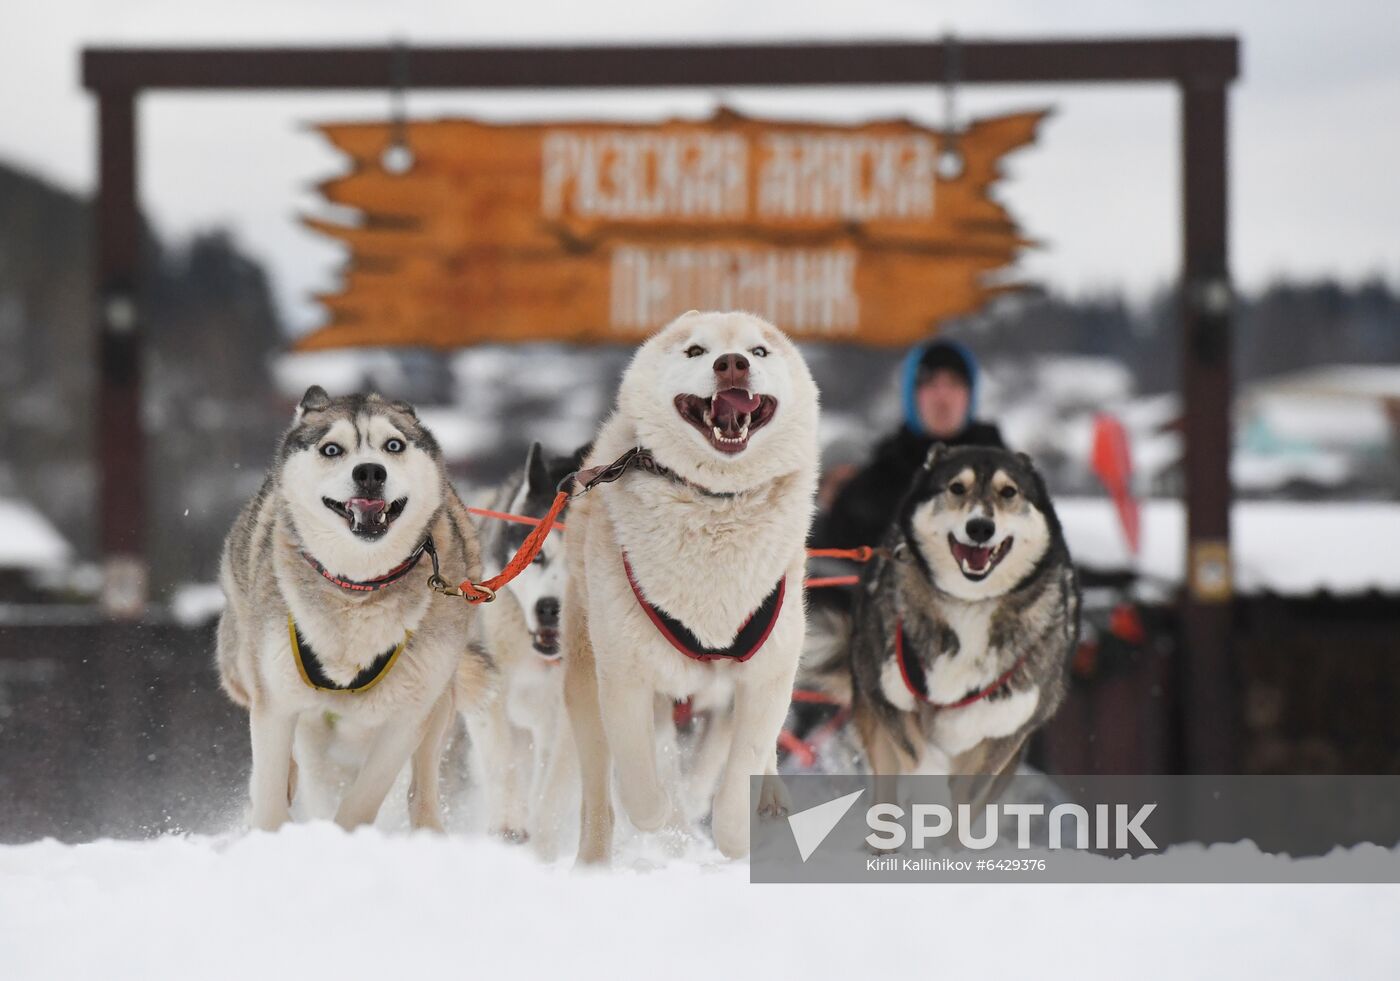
[383,40,414,174]
[938,32,964,180]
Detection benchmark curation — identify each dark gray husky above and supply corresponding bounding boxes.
[810,443,1079,810]
[467,442,587,855]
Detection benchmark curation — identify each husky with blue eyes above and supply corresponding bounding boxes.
[216,386,496,833]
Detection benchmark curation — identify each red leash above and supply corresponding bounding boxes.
[467,505,567,533]
[443,451,889,603]
[805,545,882,589]
[804,575,860,589]
[462,508,877,583]
[807,546,881,563]
[433,490,572,604]
[791,688,844,706]
[780,691,854,769]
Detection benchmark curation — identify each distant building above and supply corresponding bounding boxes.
[991,358,1400,500]
[1236,364,1400,498]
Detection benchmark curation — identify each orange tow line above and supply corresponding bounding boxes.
[451,480,867,755]
[443,461,887,603]
[456,501,879,597]
[433,490,573,604]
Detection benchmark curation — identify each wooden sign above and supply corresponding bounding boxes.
[296,108,1046,350]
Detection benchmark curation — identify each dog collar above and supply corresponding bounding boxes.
[572,446,738,500]
[301,537,433,593]
[622,551,784,662]
[288,614,410,694]
[893,618,1029,709]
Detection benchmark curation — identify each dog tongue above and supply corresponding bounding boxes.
[714,388,761,415]
[953,541,992,572]
[712,389,760,433]
[347,498,387,528]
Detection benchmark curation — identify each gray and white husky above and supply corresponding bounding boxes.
[216,386,494,832]
[812,444,1080,812]
[467,441,586,857]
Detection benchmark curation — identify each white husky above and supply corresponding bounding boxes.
[563,311,820,862]
[472,443,742,859]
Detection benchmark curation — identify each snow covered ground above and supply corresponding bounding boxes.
[3,825,1399,980]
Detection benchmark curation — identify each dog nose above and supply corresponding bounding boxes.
[535,597,561,628]
[353,462,387,490]
[713,352,750,389]
[965,518,995,544]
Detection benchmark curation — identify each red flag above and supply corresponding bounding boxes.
[1091,413,1140,557]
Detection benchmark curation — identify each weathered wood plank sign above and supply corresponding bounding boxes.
[296,108,1045,349]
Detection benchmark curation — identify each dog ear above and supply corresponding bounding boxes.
[1016,451,1034,468]
[923,442,949,470]
[297,385,332,419]
[525,441,551,494]
[388,398,418,419]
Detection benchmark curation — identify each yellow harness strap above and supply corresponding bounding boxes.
[287,614,410,695]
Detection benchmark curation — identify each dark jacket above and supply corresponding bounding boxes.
[811,339,1005,550]
[812,422,1005,549]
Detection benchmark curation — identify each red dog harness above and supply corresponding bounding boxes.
[893,619,1030,709]
[623,551,785,663]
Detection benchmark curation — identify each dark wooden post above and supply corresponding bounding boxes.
[95,87,147,617]
[1179,76,1237,772]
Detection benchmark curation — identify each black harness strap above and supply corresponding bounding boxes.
[569,446,738,500]
[622,551,785,663]
[893,619,1029,710]
[288,615,409,694]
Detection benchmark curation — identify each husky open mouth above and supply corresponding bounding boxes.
[532,628,561,659]
[323,496,408,540]
[948,534,1014,581]
[673,389,778,454]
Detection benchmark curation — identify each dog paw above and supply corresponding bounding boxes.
[712,816,750,860]
[411,816,447,835]
[756,776,791,820]
[496,826,530,845]
[866,836,908,856]
[251,807,291,833]
[531,833,559,863]
[621,788,673,833]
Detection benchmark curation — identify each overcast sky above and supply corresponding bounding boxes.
[3,1,1398,333]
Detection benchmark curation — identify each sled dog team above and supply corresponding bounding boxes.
[216,310,1079,862]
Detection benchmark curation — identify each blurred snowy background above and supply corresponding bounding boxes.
[2,2,1399,602]
[2,2,1400,842]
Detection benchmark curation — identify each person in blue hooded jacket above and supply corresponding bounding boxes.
[811,338,1005,550]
